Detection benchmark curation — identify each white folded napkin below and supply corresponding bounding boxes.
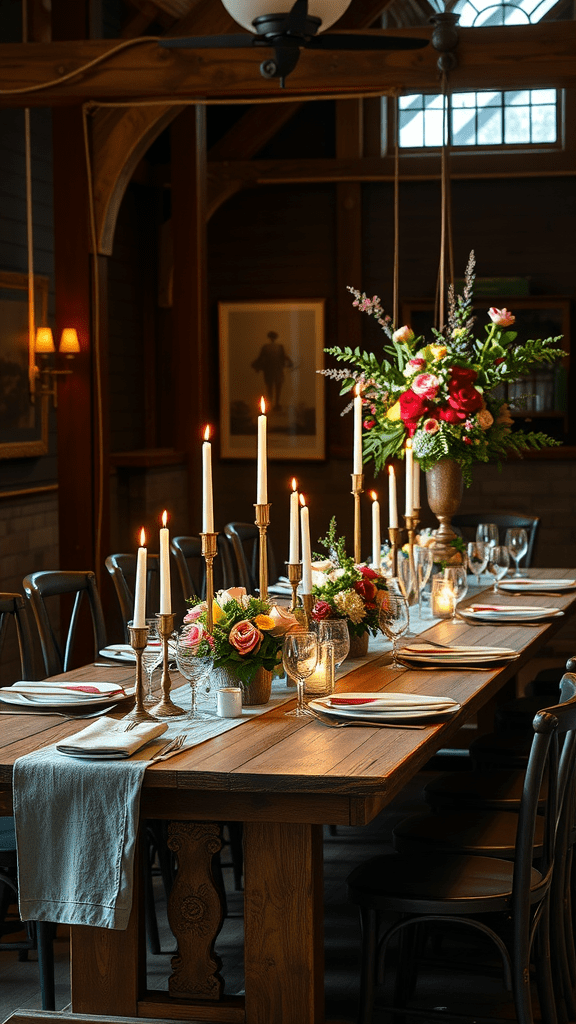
[327,693,457,712]
[56,717,168,758]
[1,681,128,704]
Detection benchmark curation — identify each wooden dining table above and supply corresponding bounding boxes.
[1,569,575,1024]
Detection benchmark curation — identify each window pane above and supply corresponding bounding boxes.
[506,90,531,105]
[399,95,423,110]
[424,108,445,146]
[531,105,557,142]
[424,95,444,109]
[531,89,556,105]
[477,106,503,144]
[452,108,477,145]
[399,110,424,147]
[453,92,477,108]
[477,91,501,107]
[505,105,530,142]
[453,0,557,22]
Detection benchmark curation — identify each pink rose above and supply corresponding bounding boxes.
[184,604,205,623]
[229,620,262,656]
[363,418,375,429]
[412,373,440,399]
[406,357,426,373]
[488,307,515,327]
[217,587,247,608]
[268,606,305,637]
[181,623,213,650]
[423,417,440,434]
[393,325,415,344]
[312,600,333,621]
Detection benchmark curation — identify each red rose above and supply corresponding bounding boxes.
[312,600,333,621]
[359,566,380,580]
[438,404,465,424]
[448,381,483,414]
[450,366,478,385]
[399,389,429,436]
[353,579,377,602]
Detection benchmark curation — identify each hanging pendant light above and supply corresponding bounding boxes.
[221,0,352,34]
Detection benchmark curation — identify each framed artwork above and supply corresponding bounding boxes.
[0,270,49,458]
[219,300,325,460]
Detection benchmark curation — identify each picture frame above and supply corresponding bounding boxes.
[219,299,325,461]
[0,270,49,458]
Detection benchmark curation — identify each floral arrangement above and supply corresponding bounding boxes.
[182,587,302,686]
[310,519,389,637]
[324,253,563,483]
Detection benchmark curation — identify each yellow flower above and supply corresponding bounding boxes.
[253,614,275,631]
[387,400,401,421]
[429,344,447,360]
[212,600,225,624]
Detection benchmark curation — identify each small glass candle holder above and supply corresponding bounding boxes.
[304,641,335,697]
[431,575,457,620]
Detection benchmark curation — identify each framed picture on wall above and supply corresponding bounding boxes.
[219,299,325,460]
[0,270,49,458]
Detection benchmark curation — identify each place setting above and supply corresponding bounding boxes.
[307,691,460,728]
[397,642,520,670]
[458,603,564,624]
[0,679,134,715]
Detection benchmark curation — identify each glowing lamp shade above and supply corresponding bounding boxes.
[59,328,80,355]
[221,0,352,32]
[35,327,55,354]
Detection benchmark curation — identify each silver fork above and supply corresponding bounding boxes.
[150,733,187,761]
[306,707,427,731]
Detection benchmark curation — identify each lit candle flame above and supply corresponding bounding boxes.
[370,491,378,502]
[406,439,413,450]
[389,465,395,478]
[299,493,306,508]
[161,510,168,528]
[354,383,361,397]
[203,424,210,442]
[291,477,298,492]
[139,528,146,547]
[260,396,266,415]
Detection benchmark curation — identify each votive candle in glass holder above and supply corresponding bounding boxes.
[304,642,335,697]
[431,576,457,619]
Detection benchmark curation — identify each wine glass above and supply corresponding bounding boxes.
[467,541,488,586]
[487,545,510,593]
[175,640,214,720]
[444,566,468,620]
[505,527,528,578]
[283,633,318,718]
[317,619,350,668]
[398,555,418,607]
[378,591,410,669]
[140,618,162,708]
[476,523,499,550]
[414,545,434,615]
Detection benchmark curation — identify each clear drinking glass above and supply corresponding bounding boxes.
[283,632,318,718]
[444,566,468,620]
[414,545,434,615]
[317,619,350,668]
[398,555,418,607]
[175,641,214,721]
[140,618,162,708]
[378,591,410,668]
[476,523,499,550]
[487,545,510,593]
[505,527,528,577]
[467,541,488,586]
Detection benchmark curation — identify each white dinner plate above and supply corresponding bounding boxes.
[324,691,459,712]
[0,689,133,710]
[459,606,564,623]
[60,752,127,760]
[309,697,461,722]
[99,646,137,663]
[499,579,576,592]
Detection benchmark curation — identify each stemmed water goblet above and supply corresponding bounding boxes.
[175,639,214,721]
[467,541,488,586]
[505,527,528,578]
[476,523,499,551]
[444,566,468,621]
[140,618,162,708]
[414,545,434,616]
[283,632,318,717]
[487,545,510,593]
[378,588,410,669]
[316,619,350,669]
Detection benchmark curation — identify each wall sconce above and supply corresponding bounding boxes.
[34,327,80,407]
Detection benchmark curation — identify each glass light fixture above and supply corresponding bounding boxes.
[221,0,352,33]
[35,327,55,354]
[33,326,79,406]
[59,327,80,357]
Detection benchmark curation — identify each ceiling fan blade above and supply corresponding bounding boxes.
[306,34,429,50]
[159,33,258,49]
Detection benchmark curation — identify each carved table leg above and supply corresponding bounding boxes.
[167,821,225,1001]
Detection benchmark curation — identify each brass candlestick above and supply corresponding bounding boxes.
[403,512,421,607]
[285,560,302,613]
[152,612,185,718]
[201,532,218,632]
[388,526,400,578]
[254,503,271,601]
[302,593,314,630]
[125,623,157,723]
[351,473,364,565]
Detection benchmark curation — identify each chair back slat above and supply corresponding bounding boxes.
[22,571,107,676]
[0,593,37,680]
[105,553,161,641]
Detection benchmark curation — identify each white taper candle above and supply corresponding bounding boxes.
[388,465,398,529]
[371,493,381,570]
[202,426,214,534]
[289,478,299,563]
[257,396,267,504]
[405,442,414,517]
[133,529,147,628]
[159,510,171,614]
[353,385,362,475]
[300,497,312,594]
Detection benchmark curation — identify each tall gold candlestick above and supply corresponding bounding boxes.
[302,593,314,631]
[152,612,185,718]
[124,623,157,723]
[351,473,364,565]
[285,561,302,613]
[201,532,218,632]
[403,512,421,606]
[388,526,400,579]
[254,503,271,601]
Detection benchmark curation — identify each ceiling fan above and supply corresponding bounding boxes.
[159,0,429,87]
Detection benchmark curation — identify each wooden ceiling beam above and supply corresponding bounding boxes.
[335,0,399,30]
[1,23,574,107]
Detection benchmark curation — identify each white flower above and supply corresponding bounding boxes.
[215,587,249,609]
[328,567,346,582]
[333,590,366,625]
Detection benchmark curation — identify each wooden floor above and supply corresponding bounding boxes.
[0,773,543,1024]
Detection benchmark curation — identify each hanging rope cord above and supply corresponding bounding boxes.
[436,69,455,332]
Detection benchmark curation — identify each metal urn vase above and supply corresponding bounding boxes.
[425,458,464,563]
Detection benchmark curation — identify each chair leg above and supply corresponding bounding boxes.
[36,921,56,1011]
[392,919,421,1009]
[357,906,379,1024]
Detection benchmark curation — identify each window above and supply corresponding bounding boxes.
[398,89,558,148]
[429,0,559,24]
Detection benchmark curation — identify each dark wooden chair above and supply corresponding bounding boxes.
[224,522,278,592]
[105,553,161,641]
[347,675,576,1024]
[170,534,235,603]
[452,511,539,567]
[22,571,107,675]
[0,594,56,1010]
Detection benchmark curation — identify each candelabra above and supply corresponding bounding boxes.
[388,526,400,579]
[285,560,302,613]
[254,503,271,601]
[201,532,218,632]
[351,473,364,565]
[152,612,185,718]
[125,623,157,723]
